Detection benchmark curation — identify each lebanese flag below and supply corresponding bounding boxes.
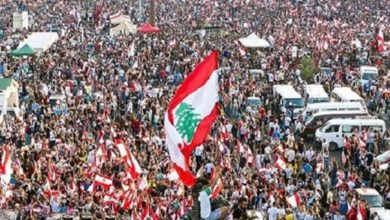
[126,150,143,179]
[130,212,138,220]
[138,176,148,190]
[376,27,385,52]
[236,140,245,154]
[141,206,150,220]
[121,190,135,210]
[116,142,128,158]
[94,174,112,191]
[164,51,219,187]
[275,155,287,170]
[151,207,160,220]
[109,11,122,20]
[67,178,77,194]
[220,125,229,140]
[43,190,60,198]
[211,178,223,199]
[95,143,107,168]
[1,146,12,184]
[104,193,118,213]
[287,193,301,208]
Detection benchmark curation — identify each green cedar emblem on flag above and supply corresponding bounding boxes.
[175,103,201,143]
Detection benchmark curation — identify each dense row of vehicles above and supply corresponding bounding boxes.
[268,67,389,219]
[271,83,383,149]
[244,64,383,152]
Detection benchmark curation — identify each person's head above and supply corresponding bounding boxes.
[238,196,248,209]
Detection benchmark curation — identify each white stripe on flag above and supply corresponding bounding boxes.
[164,113,186,169]
[287,195,298,207]
[172,70,219,136]
[117,143,128,158]
[167,169,179,181]
[129,151,142,174]
[95,175,112,185]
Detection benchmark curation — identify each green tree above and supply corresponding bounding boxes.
[175,103,201,143]
[300,56,318,82]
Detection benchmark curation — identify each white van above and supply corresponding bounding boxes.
[359,66,378,86]
[315,117,385,150]
[304,84,329,104]
[330,87,366,106]
[0,106,23,125]
[354,188,390,220]
[301,102,365,123]
[273,85,305,118]
[303,110,368,139]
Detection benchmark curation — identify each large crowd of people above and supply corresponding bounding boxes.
[0,0,390,219]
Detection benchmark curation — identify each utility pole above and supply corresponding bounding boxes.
[138,0,143,21]
[150,0,156,26]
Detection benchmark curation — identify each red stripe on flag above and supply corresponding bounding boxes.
[173,163,197,187]
[167,51,219,124]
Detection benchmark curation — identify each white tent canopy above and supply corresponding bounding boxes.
[239,33,270,48]
[18,32,59,53]
[110,21,137,37]
[110,11,132,25]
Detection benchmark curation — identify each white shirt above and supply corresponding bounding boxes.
[195,145,204,156]
[268,207,279,220]
[256,154,262,168]
[284,116,291,127]
[226,123,233,132]
[49,131,56,141]
[205,163,213,174]
[199,189,212,218]
[286,149,295,162]
[264,146,272,156]
[305,149,314,161]
[255,130,262,141]
[284,167,292,179]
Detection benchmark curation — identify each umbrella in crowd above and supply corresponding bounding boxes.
[137,23,160,33]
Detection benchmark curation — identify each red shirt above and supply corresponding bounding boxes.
[259,107,266,118]
[346,208,357,220]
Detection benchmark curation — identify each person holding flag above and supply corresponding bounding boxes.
[191,166,230,220]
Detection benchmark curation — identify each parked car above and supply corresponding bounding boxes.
[246,96,262,116]
[354,188,390,220]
